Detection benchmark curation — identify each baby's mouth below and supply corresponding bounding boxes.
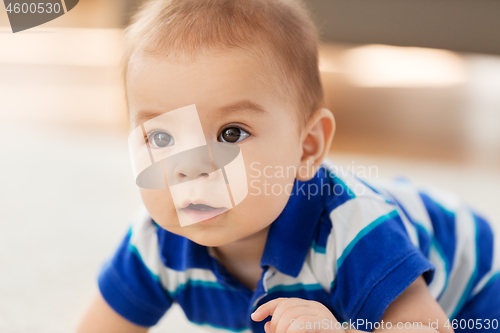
[180,202,228,223]
[185,203,219,211]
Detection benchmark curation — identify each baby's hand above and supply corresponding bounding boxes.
[251,297,345,333]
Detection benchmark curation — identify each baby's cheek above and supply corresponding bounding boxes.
[242,173,295,221]
[139,187,180,227]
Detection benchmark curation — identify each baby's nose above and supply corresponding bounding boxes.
[175,165,210,182]
[168,146,213,185]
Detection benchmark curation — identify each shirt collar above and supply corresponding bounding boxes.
[260,167,327,278]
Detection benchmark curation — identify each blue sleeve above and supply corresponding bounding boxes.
[329,209,435,330]
[98,225,173,327]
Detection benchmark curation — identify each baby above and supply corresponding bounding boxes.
[77,0,500,332]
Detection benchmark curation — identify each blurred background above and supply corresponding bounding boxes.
[0,0,499,332]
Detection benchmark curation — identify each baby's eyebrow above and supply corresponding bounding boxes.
[133,110,165,125]
[133,100,268,125]
[217,100,269,115]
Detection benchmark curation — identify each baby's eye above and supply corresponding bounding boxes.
[147,130,175,148]
[218,127,250,143]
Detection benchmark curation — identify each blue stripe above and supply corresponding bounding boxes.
[411,219,450,299]
[267,283,324,294]
[337,209,399,269]
[380,191,432,254]
[190,321,249,332]
[333,174,356,199]
[324,168,356,211]
[413,222,432,257]
[431,238,450,300]
[176,285,251,331]
[99,231,173,326]
[311,239,326,254]
[419,192,456,275]
[158,228,214,271]
[357,178,383,197]
[311,212,333,253]
[468,212,495,296]
[170,280,227,297]
[481,272,500,293]
[129,243,230,298]
[128,244,160,282]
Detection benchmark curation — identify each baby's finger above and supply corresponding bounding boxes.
[251,298,305,322]
[273,309,319,333]
[251,298,287,322]
[264,321,271,332]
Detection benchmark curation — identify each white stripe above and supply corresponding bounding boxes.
[317,162,395,288]
[328,196,398,274]
[159,268,219,296]
[428,244,447,298]
[472,270,498,297]
[436,201,477,317]
[372,179,434,235]
[355,179,423,246]
[263,259,324,292]
[421,185,461,213]
[393,204,419,247]
[129,207,219,295]
[251,269,275,308]
[129,206,162,277]
[367,179,420,247]
[321,161,381,200]
[308,249,334,292]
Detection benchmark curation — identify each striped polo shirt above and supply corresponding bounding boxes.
[98,161,500,332]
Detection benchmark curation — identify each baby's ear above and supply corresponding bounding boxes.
[297,108,335,181]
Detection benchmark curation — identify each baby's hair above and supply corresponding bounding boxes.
[122,0,324,124]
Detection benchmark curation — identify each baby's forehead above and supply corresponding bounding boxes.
[126,47,298,121]
[129,45,290,90]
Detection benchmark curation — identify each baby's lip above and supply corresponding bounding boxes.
[179,199,226,210]
[180,204,228,223]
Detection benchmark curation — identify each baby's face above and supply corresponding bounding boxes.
[126,48,305,247]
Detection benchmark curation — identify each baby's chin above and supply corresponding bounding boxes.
[153,211,241,246]
[167,226,241,247]
[151,197,281,247]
